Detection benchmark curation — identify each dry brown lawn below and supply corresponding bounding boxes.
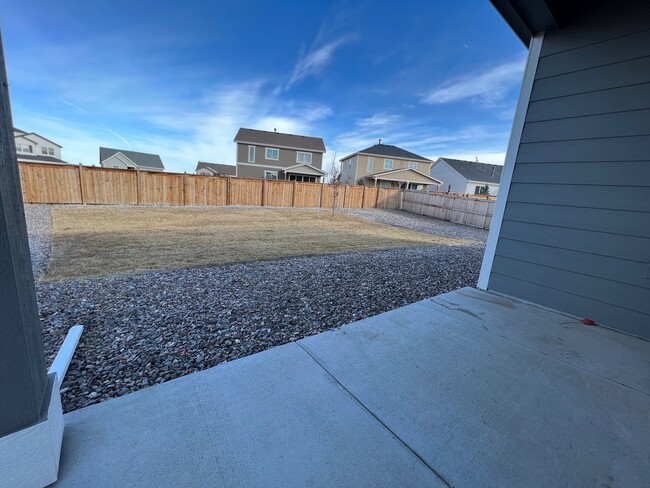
[45,207,471,281]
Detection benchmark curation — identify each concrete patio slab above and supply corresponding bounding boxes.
[300,288,650,487]
[53,287,649,488]
[55,342,445,488]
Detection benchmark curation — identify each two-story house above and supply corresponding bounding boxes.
[338,142,442,190]
[234,128,326,182]
[99,147,165,172]
[14,128,67,164]
[429,157,503,195]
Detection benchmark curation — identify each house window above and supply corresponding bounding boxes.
[264,170,278,180]
[475,185,489,195]
[248,145,255,162]
[16,143,32,153]
[367,157,373,172]
[42,147,48,155]
[265,147,279,160]
[49,147,55,155]
[408,162,417,169]
[296,152,312,164]
[383,159,393,169]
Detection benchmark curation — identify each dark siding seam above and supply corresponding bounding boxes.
[534,54,650,81]
[501,217,650,239]
[519,132,650,144]
[503,200,650,215]
[530,81,650,103]
[524,106,650,124]
[539,27,650,59]
[495,235,649,264]
[492,252,650,290]
[490,271,650,316]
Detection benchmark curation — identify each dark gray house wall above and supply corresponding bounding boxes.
[488,4,650,339]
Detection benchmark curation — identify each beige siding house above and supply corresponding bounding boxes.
[234,128,326,182]
[339,142,442,190]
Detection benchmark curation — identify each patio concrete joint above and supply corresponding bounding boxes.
[295,341,453,488]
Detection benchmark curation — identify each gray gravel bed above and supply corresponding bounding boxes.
[345,208,489,244]
[24,204,52,278]
[37,244,484,412]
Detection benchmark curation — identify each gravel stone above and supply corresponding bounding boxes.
[27,205,486,412]
[24,204,52,278]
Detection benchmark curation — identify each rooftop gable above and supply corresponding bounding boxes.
[438,157,503,184]
[341,143,431,163]
[234,128,326,153]
[196,162,236,175]
[99,147,165,170]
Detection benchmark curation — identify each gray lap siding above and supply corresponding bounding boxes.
[488,5,650,338]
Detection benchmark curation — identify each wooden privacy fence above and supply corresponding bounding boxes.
[401,190,495,229]
[18,162,402,210]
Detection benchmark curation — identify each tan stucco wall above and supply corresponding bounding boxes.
[236,143,323,169]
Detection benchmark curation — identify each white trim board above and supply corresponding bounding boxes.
[478,32,545,290]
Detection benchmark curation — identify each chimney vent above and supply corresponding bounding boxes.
[379,138,382,144]
[274,128,277,133]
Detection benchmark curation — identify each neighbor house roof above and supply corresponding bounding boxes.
[368,168,442,185]
[14,128,63,148]
[16,154,68,164]
[196,162,236,176]
[438,158,503,184]
[341,144,431,163]
[234,128,326,153]
[100,147,165,170]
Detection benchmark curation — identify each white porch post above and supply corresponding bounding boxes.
[477,32,545,290]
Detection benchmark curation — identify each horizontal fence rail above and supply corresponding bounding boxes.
[17,163,404,210]
[401,190,495,229]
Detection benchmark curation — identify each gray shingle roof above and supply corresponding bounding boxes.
[196,162,236,176]
[16,154,68,164]
[341,144,431,162]
[100,147,165,170]
[234,128,326,153]
[439,158,503,184]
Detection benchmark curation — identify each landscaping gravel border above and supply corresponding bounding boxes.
[24,204,52,278]
[28,205,486,412]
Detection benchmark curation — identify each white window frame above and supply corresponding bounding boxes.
[383,159,393,170]
[16,143,32,153]
[265,147,279,160]
[42,146,48,155]
[49,147,55,155]
[367,157,373,172]
[408,162,417,169]
[264,170,278,180]
[248,145,255,162]
[296,151,312,164]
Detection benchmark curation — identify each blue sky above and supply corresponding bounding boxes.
[1,0,526,173]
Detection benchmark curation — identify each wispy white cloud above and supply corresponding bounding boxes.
[18,81,332,173]
[281,34,356,92]
[421,59,524,106]
[356,113,401,128]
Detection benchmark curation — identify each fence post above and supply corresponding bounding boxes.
[182,172,187,206]
[136,168,141,206]
[292,181,297,207]
[399,190,404,211]
[342,185,347,209]
[361,186,366,208]
[319,182,325,208]
[226,176,231,206]
[261,179,266,207]
[77,164,85,205]
[375,188,380,208]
